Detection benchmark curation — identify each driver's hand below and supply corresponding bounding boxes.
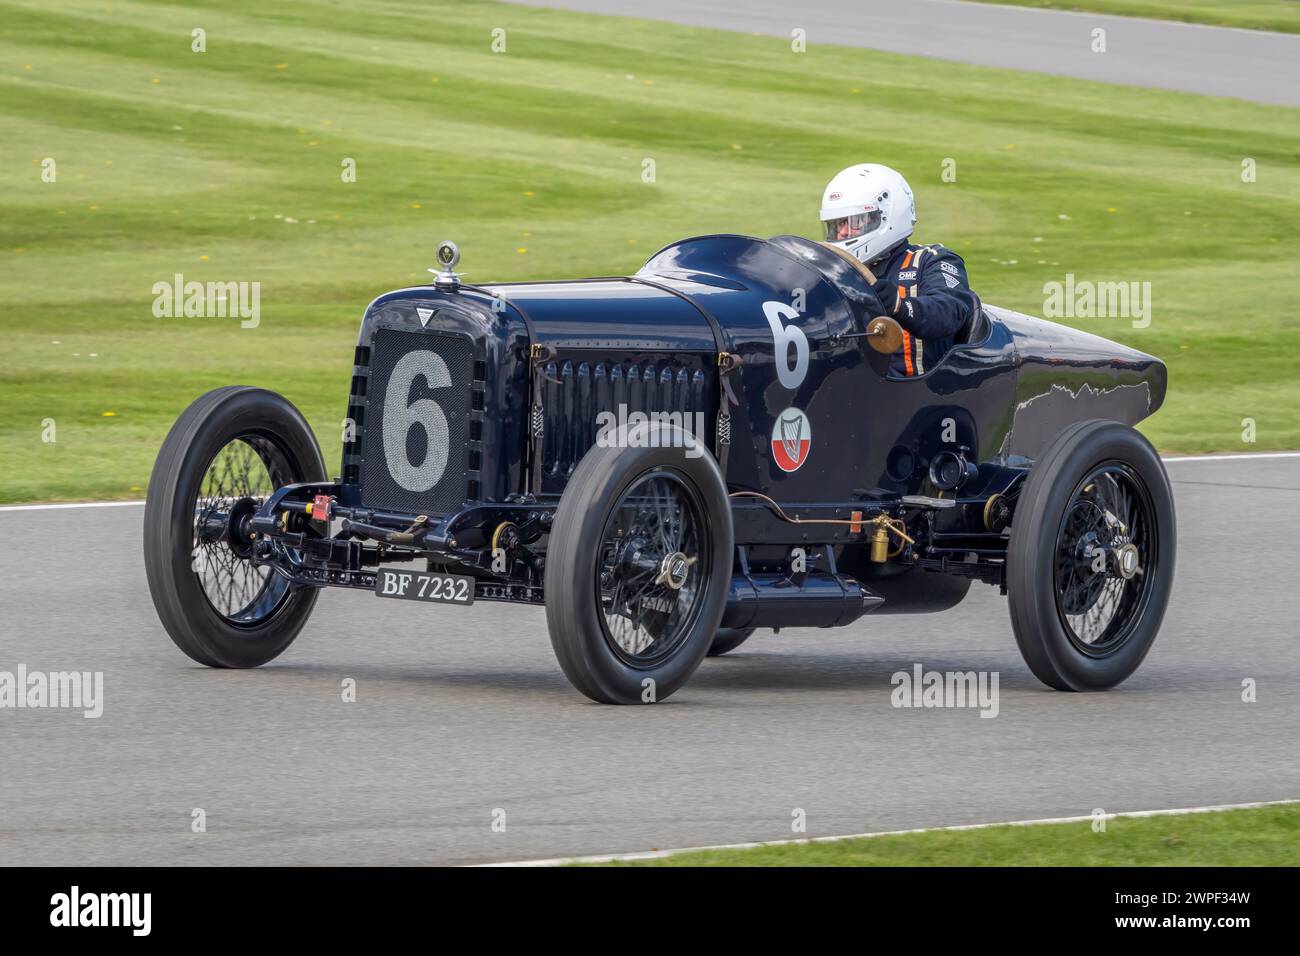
[881,285,902,316]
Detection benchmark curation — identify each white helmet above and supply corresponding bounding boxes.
[819,164,916,265]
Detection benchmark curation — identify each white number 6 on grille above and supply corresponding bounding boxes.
[382,349,451,492]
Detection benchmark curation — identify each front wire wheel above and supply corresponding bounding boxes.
[596,470,709,667]
[192,436,292,625]
[144,387,326,668]
[545,432,733,704]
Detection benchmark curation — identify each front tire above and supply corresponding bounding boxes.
[144,386,326,668]
[545,437,733,704]
[1007,420,1175,691]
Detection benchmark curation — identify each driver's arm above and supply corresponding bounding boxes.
[892,246,979,340]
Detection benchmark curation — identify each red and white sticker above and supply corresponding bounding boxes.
[771,407,811,473]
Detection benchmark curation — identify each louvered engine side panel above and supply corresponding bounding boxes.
[539,358,710,493]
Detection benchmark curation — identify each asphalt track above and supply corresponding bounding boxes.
[507,0,1300,107]
[1,455,1296,865]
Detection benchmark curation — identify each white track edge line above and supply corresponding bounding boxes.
[0,500,146,512]
[479,797,1300,867]
[1162,452,1300,463]
[2,453,1296,512]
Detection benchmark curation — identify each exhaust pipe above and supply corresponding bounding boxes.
[721,571,883,630]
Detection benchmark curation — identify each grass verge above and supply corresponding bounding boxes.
[3,0,1298,502]
[594,803,1300,865]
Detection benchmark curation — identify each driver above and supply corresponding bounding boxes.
[820,163,979,377]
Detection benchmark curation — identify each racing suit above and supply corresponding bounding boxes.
[869,242,980,377]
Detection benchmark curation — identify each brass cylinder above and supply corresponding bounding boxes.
[870,524,891,563]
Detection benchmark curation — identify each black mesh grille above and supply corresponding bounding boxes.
[359,328,475,516]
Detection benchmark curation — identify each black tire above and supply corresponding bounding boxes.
[1007,420,1175,691]
[545,435,733,704]
[707,627,755,657]
[144,386,326,668]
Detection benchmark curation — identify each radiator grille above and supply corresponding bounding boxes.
[358,328,476,516]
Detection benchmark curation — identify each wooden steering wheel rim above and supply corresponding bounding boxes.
[818,241,877,284]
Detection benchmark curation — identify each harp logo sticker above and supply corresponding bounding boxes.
[771,407,812,473]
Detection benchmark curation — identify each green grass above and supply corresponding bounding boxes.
[962,0,1300,34]
[597,803,1300,865]
[2,0,1298,503]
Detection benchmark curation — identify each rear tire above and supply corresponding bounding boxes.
[1007,420,1175,691]
[707,627,755,657]
[144,386,326,668]
[545,434,733,704]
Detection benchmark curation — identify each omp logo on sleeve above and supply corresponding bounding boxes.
[50,887,151,936]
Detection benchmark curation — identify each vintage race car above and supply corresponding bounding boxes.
[144,234,1175,703]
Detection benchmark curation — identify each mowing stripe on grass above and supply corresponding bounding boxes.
[482,797,1300,867]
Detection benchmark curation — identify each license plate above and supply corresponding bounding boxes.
[374,568,475,606]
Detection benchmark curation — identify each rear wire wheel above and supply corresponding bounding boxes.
[1053,464,1157,654]
[1007,420,1175,690]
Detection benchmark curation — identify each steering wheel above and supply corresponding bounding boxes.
[817,240,877,284]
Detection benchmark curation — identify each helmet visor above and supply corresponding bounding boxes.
[823,209,882,243]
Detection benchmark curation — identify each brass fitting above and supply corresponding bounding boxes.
[870,524,891,563]
[868,515,915,563]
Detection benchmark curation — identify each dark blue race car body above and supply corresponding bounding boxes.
[241,232,1167,622]
[149,231,1175,702]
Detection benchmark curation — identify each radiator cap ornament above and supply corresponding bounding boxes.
[429,240,462,291]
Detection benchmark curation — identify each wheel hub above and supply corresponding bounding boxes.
[1053,463,1156,654]
[1111,542,1141,580]
[223,496,260,559]
[654,551,696,591]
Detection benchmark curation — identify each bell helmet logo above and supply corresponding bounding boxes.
[771,407,811,473]
[828,191,842,201]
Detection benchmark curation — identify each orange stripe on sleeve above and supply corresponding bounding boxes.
[902,330,914,376]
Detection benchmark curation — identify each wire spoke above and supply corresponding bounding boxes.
[192,436,284,623]
[1055,464,1154,652]
[597,470,705,664]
